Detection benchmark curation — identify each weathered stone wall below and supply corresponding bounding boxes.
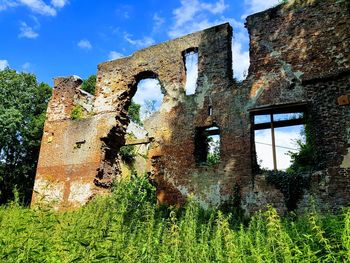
[32,0,350,213]
[32,77,117,208]
[241,0,350,213]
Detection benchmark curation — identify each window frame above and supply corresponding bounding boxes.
[249,103,308,171]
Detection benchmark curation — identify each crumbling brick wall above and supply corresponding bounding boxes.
[241,0,350,213]
[32,0,350,213]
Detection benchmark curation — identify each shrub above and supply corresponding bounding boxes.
[70,105,85,120]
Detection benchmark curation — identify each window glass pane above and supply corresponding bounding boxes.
[254,115,270,124]
[273,112,303,122]
[255,129,273,170]
[274,125,305,170]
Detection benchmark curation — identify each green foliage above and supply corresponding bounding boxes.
[119,145,136,164]
[119,133,138,164]
[207,151,220,165]
[266,170,310,211]
[287,123,316,173]
[128,100,142,125]
[81,75,96,95]
[206,136,220,166]
[70,104,85,120]
[0,177,348,262]
[0,68,51,205]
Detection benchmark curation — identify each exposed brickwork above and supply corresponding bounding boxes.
[32,0,349,213]
[242,0,350,213]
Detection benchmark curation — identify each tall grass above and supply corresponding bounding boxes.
[0,176,349,262]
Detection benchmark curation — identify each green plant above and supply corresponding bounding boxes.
[287,123,316,173]
[81,75,96,95]
[0,183,348,262]
[119,145,136,164]
[70,105,85,120]
[206,136,220,166]
[128,100,142,125]
[343,209,350,262]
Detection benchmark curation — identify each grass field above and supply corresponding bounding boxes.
[0,176,349,262]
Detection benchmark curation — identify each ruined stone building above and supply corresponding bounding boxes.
[32,0,350,214]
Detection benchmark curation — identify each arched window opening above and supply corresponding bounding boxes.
[131,78,164,122]
[120,75,164,177]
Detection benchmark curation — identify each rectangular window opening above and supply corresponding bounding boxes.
[183,48,198,95]
[208,106,213,116]
[195,126,221,166]
[251,104,307,172]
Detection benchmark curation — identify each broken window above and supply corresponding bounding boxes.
[195,125,221,165]
[183,48,198,95]
[251,104,307,171]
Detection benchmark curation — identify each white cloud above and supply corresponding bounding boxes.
[19,0,56,16]
[0,60,9,70]
[0,0,18,11]
[242,0,280,18]
[153,13,165,32]
[108,51,124,60]
[124,33,155,48]
[201,0,228,14]
[169,0,250,80]
[77,39,92,50]
[169,0,228,38]
[1,0,68,15]
[231,23,250,80]
[51,0,68,8]
[184,51,198,95]
[18,22,39,39]
[232,42,249,80]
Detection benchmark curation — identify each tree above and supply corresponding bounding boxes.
[128,100,142,125]
[81,75,96,94]
[0,68,51,205]
[144,99,157,119]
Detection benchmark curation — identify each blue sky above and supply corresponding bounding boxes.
[0,0,280,85]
